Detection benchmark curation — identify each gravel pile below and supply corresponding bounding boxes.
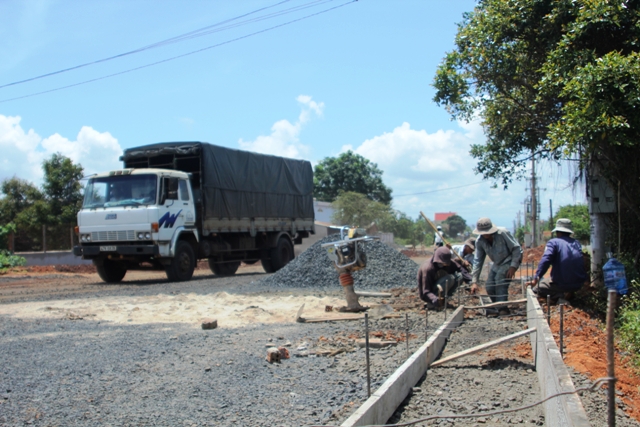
[259,235,420,290]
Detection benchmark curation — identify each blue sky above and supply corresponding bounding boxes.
[0,0,586,230]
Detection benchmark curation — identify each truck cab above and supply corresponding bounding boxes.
[74,168,199,282]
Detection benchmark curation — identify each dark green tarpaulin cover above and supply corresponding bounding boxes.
[122,142,314,220]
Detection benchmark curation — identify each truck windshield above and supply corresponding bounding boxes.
[83,175,157,208]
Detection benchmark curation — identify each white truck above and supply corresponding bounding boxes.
[73,142,315,283]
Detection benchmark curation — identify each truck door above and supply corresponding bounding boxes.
[178,179,196,227]
[158,177,185,241]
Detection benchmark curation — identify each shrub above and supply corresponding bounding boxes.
[0,250,26,271]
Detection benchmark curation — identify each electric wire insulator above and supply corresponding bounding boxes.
[339,272,354,287]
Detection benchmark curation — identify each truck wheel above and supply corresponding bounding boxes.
[261,258,275,273]
[95,259,127,283]
[165,241,196,282]
[270,236,294,271]
[208,259,240,276]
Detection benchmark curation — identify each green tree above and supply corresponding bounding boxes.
[443,214,467,238]
[42,153,84,225]
[314,151,392,204]
[433,0,640,266]
[331,192,392,228]
[0,177,44,224]
[554,204,590,242]
[379,210,414,240]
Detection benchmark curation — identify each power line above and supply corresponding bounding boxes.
[0,0,296,90]
[394,181,484,197]
[0,0,357,104]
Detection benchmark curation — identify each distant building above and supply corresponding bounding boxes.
[434,212,456,225]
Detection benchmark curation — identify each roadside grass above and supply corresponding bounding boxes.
[618,280,640,368]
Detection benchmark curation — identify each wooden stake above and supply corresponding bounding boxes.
[607,290,616,427]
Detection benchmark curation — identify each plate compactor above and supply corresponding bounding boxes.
[322,227,379,312]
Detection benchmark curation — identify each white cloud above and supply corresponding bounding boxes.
[0,114,122,185]
[346,120,586,231]
[238,95,323,159]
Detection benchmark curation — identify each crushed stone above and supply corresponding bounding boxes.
[257,235,420,291]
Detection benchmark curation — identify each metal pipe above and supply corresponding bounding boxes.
[547,295,551,325]
[405,313,410,359]
[365,313,371,398]
[606,290,617,427]
[559,304,564,358]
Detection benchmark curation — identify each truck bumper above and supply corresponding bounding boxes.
[74,244,159,259]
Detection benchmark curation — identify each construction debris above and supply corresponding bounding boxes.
[201,319,218,330]
[355,338,397,349]
[266,347,281,363]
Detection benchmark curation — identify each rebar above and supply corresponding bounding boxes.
[607,290,617,427]
[425,307,429,341]
[444,293,448,321]
[365,313,371,398]
[547,295,551,325]
[559,304,564,358]
[405,313,410,359]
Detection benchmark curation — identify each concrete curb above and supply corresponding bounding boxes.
[527,288,591,427]
[341,306,464,427]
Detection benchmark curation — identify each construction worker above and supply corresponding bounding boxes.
[452,238,475,270]
[418,246,472,310]
[470,217,523,315]
[527,218,588,302]
[434,225,444,247]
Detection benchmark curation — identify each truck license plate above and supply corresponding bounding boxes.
[100,246,116,252]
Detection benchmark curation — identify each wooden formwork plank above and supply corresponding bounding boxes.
[340,306,465,427]
[526,288,591,427]
[464,299,526,310]
[430,327,536,367]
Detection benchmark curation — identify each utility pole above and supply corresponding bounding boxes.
[531,153,537,247]
[549,199,553,229]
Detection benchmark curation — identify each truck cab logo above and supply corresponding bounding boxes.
[159,210,182,228]
[105,213,117,220]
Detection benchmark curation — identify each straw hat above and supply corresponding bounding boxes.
[464,238,476,250]
[473,217,499,235]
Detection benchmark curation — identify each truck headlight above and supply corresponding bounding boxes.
[137,232,144,240]
[81,234,91,242]
[145,232,151,239]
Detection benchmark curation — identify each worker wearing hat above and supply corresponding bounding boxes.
[452,238,476,271]
[527,218,588,301]
[470,217,523,315]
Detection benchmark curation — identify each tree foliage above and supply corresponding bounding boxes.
[0,153,84,251]
[443,214,467,237]
[42,153,84,224]
[314,151,392,204]
[433,0,640,267]
[330,192,392,228]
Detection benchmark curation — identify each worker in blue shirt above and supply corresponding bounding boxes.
[528,218,588,301]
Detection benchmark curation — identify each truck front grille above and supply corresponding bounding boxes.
[91,230,136,242]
